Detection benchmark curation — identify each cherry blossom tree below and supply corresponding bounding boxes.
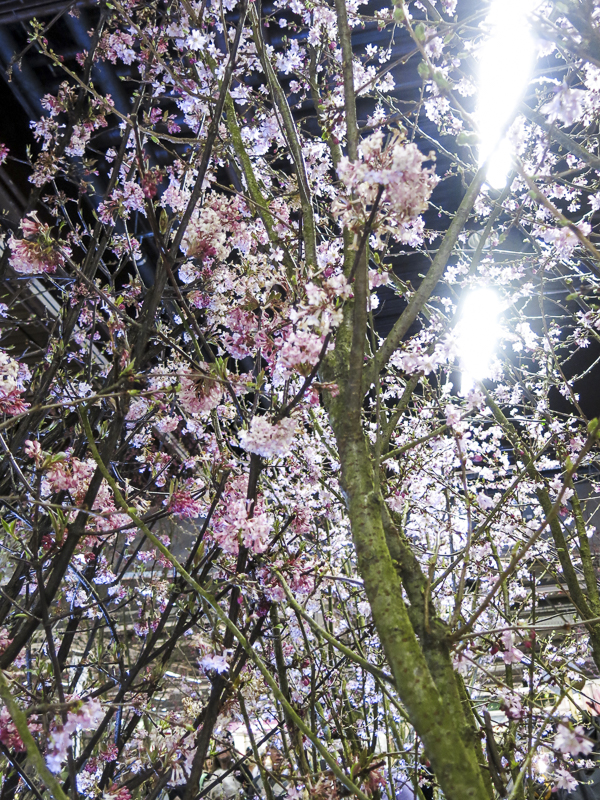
[1,0,600,799]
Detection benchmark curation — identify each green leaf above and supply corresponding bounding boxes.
[417,61,430,79]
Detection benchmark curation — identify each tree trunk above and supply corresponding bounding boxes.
[328,403,491,800]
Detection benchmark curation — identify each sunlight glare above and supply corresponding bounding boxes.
[457,288,502,393]
[477,0,538,188]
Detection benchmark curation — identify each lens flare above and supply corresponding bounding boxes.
[477,0,538,187]
[457,288,502,393]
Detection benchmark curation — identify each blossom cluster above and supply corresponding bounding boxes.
[8,215,69,275]
[46,699,104,773]
[333,131,438,247]
[0,350,30,415]
[239,416,298,459]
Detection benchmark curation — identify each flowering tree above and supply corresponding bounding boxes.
[1,0,600,799]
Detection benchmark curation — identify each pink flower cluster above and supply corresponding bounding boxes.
[33,83,111,163]
[222,309,265,360]
[540,223,591,260]
[498,689,525,721]
[239,416,297,459]
[146,365,223,418]
[0,708,25,752]
[554,722,594,758]
[97,29,137,65]
[24,439,43,463]
[500,630,523,664]
[541,86,587,126]
[392,337,455,377]
[178,370,222,416]
[8,215,68,275]
[98,182,146,224]
[553,768,578,793]
[46,698,104,773]
[180,195,245,262]
[104,787,132,800]
[275,330,326,380]
[0,350,31,416]
[200,652,229,674]
[333,130,438,245]
[168,490,205,519]
[211,476,272,556]
[44,456,129,532]
[0,628,12,654]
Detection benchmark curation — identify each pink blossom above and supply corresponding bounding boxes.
[43,455,126,533]
[46,699,104,772]
[444,404,462,430]
[441,0,457,13]
[200,653,229,673]
[541,226,579,259]
[24,440,42,462]
[0,628,12,654]
[179,262,200,284]
[125,397,150,421]
[541,87,586,126]
[46,727,73,773]
[275,38,304,74]
[178,371,222,416]
[211,476,273,556]
[498,690,525,720]
[104,786,131,800]
[0,351,31,415]
[333,130,437,245]
[112,233,142,262]
[0,708,25,752]
[221,309,260,359]
[553,767,578,792]
[98,182,146,224]
[100,744,119,762]
[181,201,233,262]
[166,116,181,134]
[583,682,600,716]
[554,723,594,757]
[239,416,297,458]
[500,630,523,664]
[162,182,188,212]
[154,415,180,434]
[168,490,205,519]
[187,29,208,51]
[8,215,67,275]
[212,495,272,555]
[100,30,136,64]
[74,698,104,728]
[0,143,8,165]
[477,493,495,511]
[276,330,326,378]
[242,512,271,553]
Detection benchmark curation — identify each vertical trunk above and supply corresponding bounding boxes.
[329,406,491,800]
[381,504,492,792]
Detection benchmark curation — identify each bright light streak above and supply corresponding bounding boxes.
[477,0,538,188]
[533,755,549,775]
[457,288,502,393]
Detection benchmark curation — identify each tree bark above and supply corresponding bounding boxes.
[327,403,491,800]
